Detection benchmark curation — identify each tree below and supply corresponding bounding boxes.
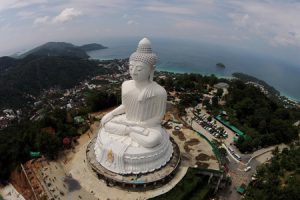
[207,116,212,122]
[216,88,223,97]
[40,133,61,159]
[212,96,219,108]
[165,77,173,90]
[86,90,119,112]
[218,147,227,165]
[177,104,186,116]
[244,146,300,200]
[203,98,210,108]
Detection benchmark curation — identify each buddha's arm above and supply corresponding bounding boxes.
[110,104,125,116]
[101,105,125,125]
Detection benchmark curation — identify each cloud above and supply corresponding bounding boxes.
[127,20,138,25]
[32,7,82,26]
[0,0,47,11]
[271,33,299,47]
[1,0,300,61]
[52,8,82,23]
[144,5,194,15]
[0,23,14,32]
[228,1,300,47]
[228,13,249,28]
[16,11,36,19]
[34,16,49,25]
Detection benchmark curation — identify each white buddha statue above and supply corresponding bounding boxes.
[94,38,173,174]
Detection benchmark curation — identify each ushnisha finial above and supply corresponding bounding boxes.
[129,37,157,66]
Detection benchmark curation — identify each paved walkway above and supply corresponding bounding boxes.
[38,161,95,200]
[248,143,288,165]
[0,183,25,200]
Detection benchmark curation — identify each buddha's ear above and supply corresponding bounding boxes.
[150,65,155,82]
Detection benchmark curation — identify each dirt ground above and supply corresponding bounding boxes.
[164,112,219,170]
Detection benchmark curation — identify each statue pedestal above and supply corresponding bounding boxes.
[86,134,180,189]
[94,125,174,174]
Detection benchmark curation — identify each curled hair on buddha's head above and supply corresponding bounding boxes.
[130,38,157,81]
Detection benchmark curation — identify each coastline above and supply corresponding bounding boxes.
[280,92,300,103]
[157,65,299,103]
[157,65,233,80]
[89,54,300,103]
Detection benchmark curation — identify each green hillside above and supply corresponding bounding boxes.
[0,55,106,108]
[19,42,89,59]
[79,43,108,51]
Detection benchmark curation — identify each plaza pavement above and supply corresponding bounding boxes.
[66,139,188,200]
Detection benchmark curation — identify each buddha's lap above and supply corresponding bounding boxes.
[104,121,163,148]
[129,130,162,148]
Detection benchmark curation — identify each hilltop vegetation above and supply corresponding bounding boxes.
[232,72,280,96]
[0,56,17,72]
[16,42,108,59]
[244,145,300,200]
[0,41,113,109]
[0,55,110,109]
[79,43,108,51]
[225,80,299,152]
[0,87,120,183]
[19,42,89,59]
[0,108,85,182]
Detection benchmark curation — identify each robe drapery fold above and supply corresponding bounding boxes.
[122,81,167,123]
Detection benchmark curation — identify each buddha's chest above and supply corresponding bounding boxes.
[122,89,155,107]
[122,90,157,121]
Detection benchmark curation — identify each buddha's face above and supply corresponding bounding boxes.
[129,60,152,82]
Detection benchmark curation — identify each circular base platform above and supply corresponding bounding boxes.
[86,136,180,189]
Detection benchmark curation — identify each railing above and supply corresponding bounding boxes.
[20,164,39,200]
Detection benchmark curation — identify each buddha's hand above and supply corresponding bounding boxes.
[127,126,149,136]
[101,113,114,126]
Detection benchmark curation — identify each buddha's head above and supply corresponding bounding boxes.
[129,38,157,82]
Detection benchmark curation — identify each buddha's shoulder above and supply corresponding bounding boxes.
[122,80,134,88]
[152,82,167,97]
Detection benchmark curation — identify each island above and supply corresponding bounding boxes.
[79,43,108,51]
[216,62,226,68]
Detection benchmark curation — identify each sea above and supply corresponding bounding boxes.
[87,37,300,101]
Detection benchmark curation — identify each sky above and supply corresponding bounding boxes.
[0,0,300,65]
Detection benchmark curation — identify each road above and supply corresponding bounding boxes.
[182,106,288,200]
